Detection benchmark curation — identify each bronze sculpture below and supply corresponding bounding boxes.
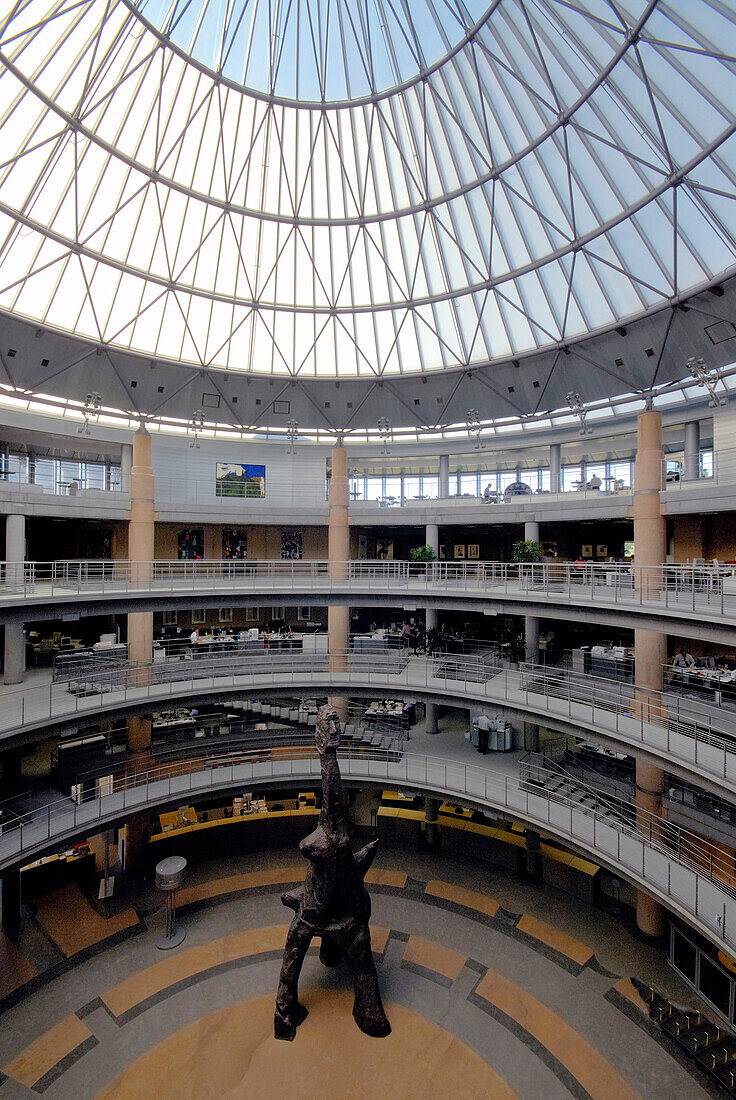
[274,705,391,1040]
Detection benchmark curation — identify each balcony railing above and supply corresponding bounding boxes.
[0,652,735,790]
[0,743,733,954]
[0,559,733,621]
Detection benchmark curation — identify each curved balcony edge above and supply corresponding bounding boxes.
[0,748,732,960]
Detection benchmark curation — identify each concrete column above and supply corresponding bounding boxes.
[5,514,25,685]
[120,442,132,493]
[124,427,155,871]
[524,829,542,881]
[633,409,666,597]
[438,454,450,498]
[424,521,439,734]
[550,443,561,493]
[1,868,21,938]
[683,420,700,482]
[523,516,541,744]
[633,408,667,939]
[524,615,539,663]
[127,426,155,669]
[424,796,440,851]
[328,442,350,722]
[524,611,540,749]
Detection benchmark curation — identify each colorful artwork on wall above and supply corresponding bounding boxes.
[280,529,303,559]
[177,528,204,560]
[215,463,266,498]
[222,528,247,559]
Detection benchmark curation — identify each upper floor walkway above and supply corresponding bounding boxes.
[1,559,734,642]
[1,651,735,801]
[0,736,733,961]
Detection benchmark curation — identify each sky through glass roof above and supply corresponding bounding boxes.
[134,0,490,101]
[0,0,735,391]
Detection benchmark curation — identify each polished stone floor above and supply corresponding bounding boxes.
[0,841,720,1099]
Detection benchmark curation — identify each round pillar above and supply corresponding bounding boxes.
[128,426,155,671]
[632,409,666,938]
[549,443,561,493]
[424,796,440,850]
[438,454,450,499]
[4,514,26,685]
[684,420,700,482]
[328,443,350,722]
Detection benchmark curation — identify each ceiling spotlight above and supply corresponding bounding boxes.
[377,416,392,455]
[188,409,205,448]
[287,418,299,453]
[465,408,484,449]
[566,391,592,435]
[77,391,102,435]
[686,357,727,407]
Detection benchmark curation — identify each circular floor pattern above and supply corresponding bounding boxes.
[95,989,515,1100]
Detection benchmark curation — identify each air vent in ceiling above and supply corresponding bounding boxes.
[273,400,290,414]
[645,347,655,357]
[705,320,736,345]
[202,392,221,408]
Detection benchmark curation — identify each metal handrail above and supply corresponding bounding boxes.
[1,743,734,951]
[519,755,736,897]
[0,651,735,788]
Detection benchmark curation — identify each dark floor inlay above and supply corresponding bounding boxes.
[401,960,454,988]
[32,1035,99,1095]
[468,986,593,1100]
[506,925,585,977]
[465,957,487,975]
[76,997,103,1019]
[586,956,621,980]
[115,949,284,1026]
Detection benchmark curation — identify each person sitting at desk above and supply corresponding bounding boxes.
[673,648,696,670]
[587,474,602,490]
[190,628,200,644]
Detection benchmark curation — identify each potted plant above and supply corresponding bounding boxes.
[511,539,543,563]
[409,545,436,577]
[511,539,544,586]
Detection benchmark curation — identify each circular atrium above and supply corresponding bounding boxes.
[0,3,736,1099]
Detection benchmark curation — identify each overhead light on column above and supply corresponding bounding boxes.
[287,418,299,453]
[565,391,592,435]
[377,417,392,455]
[686,356,727,407]
[465,408,484,449]
[188,409,205,448]
[78,391,102,435]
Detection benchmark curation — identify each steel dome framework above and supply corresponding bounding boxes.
[0,0,736,433]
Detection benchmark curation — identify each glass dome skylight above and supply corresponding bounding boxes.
[134,0,489,102]
[0,0,735,383]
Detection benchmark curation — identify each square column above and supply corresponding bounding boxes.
[4,514,25,684]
